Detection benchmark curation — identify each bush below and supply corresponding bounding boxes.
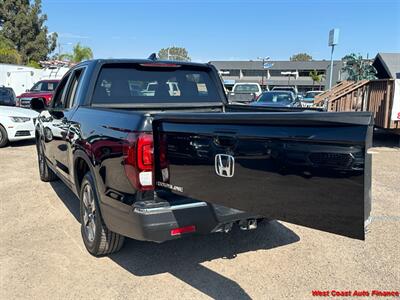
[27,60,41,69]
[0,48,22,64]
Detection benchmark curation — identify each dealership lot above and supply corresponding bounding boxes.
[0,136,399,300]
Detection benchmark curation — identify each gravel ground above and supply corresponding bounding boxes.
[0,135,399,300]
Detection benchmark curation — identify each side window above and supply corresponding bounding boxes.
[52,73,71,109]
[65,68,85,108]
[47,82,56,91]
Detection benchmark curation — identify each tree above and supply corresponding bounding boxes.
[0,0,57,63]
[290,53,312,61]
[59,43,93,63]
[0,35,21,64]
[309,70,324,90]
[0,48,22,64]
[27,60,41,69]
[158,47,191,61]
[342,53,377,81]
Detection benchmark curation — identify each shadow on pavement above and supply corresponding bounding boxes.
[50,181,80,221]
[111,221,299,299]
[373,130,400,148]
[50,180,299,299]
[6,139,36,148]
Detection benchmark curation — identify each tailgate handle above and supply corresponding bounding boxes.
[214,136,237,147]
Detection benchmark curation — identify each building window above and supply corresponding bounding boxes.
[220,69,240,77]
[298,70,326,77]
[242,69,265,77]
[269,70,296,77]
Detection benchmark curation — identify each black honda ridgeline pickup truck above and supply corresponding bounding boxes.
[32,58,372,256]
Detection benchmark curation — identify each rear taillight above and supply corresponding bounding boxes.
[123,132,154,191]
[170,225,196,236]
[137,134,153,169]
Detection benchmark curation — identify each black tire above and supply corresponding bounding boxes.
[37,140,58,182]
[80,172,125,256]
[0,125,8,148]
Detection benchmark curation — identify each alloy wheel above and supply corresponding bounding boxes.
[82,183,96,243]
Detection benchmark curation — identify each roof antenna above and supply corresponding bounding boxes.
[148,53,157,61]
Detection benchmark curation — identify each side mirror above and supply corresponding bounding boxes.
[30,98,45,112]
[52,110,64,119]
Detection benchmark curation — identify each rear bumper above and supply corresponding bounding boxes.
[101,198,257,243]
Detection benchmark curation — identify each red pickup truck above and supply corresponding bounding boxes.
[16,79,59,108]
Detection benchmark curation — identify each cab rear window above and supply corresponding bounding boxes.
[92,64,221,105]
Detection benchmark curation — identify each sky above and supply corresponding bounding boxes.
[42,0,400,62]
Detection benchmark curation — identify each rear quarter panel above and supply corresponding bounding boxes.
[69,107,151,205]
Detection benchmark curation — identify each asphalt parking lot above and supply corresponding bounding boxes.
[1,134,399,300]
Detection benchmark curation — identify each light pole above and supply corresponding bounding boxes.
[58,42,72,58]
[328,46,334,89]
[328,29,339,89]
[257,56,270,89]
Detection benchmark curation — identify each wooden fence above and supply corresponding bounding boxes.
[315,79,399,131]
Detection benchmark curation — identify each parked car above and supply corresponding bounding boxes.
[16,79,60,108]
[32,57,372,256]
[0,86,16,106]
[228,82,263,103]
[302,90,324,107]
[251,91,302,107]
[271,86,298,96]
[232,83,263,96]
[0,106,38,147]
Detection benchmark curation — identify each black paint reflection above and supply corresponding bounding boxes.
[155,123,369,240]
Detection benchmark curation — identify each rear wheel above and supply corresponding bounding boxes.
[80,172,125,256]
[37,140,58,182]
[0,125,8,148]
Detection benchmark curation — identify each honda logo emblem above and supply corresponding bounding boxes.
[215,154,235,177]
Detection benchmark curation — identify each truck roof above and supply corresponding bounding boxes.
[77,58,211,69]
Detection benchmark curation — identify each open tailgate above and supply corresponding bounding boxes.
[153,112,373,240]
